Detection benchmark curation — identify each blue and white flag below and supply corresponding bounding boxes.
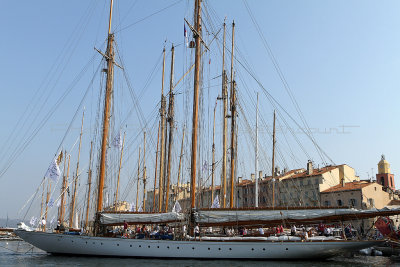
[172,200,182,213]
[112,131,122,150]
[29,216,37,226]
[211,195,220,208]
[45,159,61,182]
[47,199,54,208]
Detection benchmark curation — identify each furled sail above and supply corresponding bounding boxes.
[100,212,185,225]
[194,206,400,226]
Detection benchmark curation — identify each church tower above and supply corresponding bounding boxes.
[376,155,395,190]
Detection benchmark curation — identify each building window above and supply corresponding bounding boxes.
[337,199,343,206]
[324,200,331,206]
[380,177,385,186]
[349,199,357,207]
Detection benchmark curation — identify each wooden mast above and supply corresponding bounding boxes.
[96,0,114,213]
[153,122,160,212]
[40,181,45,225]
[221,22,228,208]
[165,45,175,212]
[136,148,141,212]
[272,110,276,208]
[62,156,71,224]
[142,132,147,211]
[158,48,166,212]
[229,22,236,208]
[211,102,217,204]
[44,180,51,231]
[190,0,202,214]
[58,151,67,224]
[114,132,126,211]
[85,142,93,230]
[176,128,185,203]
[69,111,84,228]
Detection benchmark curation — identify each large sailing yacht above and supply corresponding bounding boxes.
[15,0,396,259]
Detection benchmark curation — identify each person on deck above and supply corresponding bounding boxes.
[291,225,296,236]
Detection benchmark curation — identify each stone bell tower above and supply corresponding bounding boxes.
[376,154,395,190]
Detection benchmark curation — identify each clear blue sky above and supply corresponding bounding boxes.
[1,0,399,219]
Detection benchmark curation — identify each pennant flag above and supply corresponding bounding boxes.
[184,23,188,47]
[45,159,61,182]
[211,195,220,208]
[172,200,182,213]
[112,131,122,150]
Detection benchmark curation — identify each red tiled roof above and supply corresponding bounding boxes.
[321,181,371,193]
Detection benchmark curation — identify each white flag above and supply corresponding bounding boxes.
[172,200,182,213]
[112,131,122,150]
[45,159,61,182]
[211,195,220,208]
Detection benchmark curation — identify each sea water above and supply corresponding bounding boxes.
[0,240,397,266]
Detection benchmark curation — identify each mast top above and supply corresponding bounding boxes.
[108,0,114,35]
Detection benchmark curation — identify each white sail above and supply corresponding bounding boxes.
[100,212,184,225]
[195,206,400,225]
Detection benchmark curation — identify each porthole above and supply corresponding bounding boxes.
[130,245,132,247]
[251,248,254,251]
[167,246,170,249]
[286,248,288,250]
[148,246,151,248]
[177,247,180,249]
[208,248,210,250]
[229,248,232,250]
[192,247,195,250]
[117,244,119,246]
[85,241,87,244]
[139,245,142,248]
[218,248,221,251]
[263,248,266,251]
[101,243,103,245]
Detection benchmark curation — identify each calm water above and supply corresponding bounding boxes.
[0,240,398,266]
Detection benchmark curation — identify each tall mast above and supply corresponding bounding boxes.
[211,102,217,204]
[114,132,126,211]
[62,156,71,223]
[229,22,236,208]
[272,110,276,208]
[136,148,141,212]
[44,180,51,231]
[165,45,175,212]
[85,142,93,230]
[190,0,202,211]
[221,22,228,208]
[40,181,45,225]
[96,0,114,213]
[153,122,160,212]
[158,48,166,212]
[58,151,67,223]
[70,111,84,228]
[255,93,259,207]
[142,132,147,211]
[176,127,185,202]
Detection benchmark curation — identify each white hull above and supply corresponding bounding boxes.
[15,230,380,259]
